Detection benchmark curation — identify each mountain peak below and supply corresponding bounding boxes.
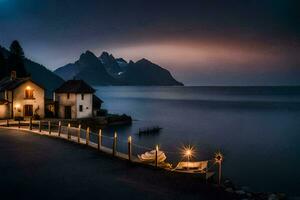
[137,58,152,64]
[99,51,122,75]
[81,50,96,58]
[79,50,99,63]
[116,58,127,63]
[54,50,183,86]
[99,51,115,61]
[100,51,109,57]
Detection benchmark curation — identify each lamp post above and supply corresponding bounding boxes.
[214,152,224,185]
[185,149,192,170]
[155,145,159,167]
[182,145,195,170]
[128,136,132,161]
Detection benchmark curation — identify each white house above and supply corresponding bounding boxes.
[54,80,102,119]
[0,71,45,119]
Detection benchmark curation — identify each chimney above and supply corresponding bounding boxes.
[11,71,17,80]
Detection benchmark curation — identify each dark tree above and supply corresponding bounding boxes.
[0,51,8,80]
[8,40,27,77]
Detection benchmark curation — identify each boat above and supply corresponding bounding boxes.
[175,161,208,171]
[171,160,215,178]
[138,150,167,163]
[138,126,162,135]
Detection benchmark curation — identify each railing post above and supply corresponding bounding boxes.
[39,121,41,132]
[29,117,32,130]
[128,136,132,161]
[155,145,158,167]
[77,124,81,143]
[98,129,102,150]
[48,121,51,134]
[113,132,117,156]
[6,119,9,127]
[18,120,20,129]
[86,127,90,145]
[58,121,61,136]
[67,123,71,140]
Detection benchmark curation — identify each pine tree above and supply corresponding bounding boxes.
[8,40,27,77]
[0,51,8,80]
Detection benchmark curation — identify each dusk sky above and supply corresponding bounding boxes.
[0,0,299,85]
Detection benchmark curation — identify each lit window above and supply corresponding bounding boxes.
[81,94,84,100]
[25,87,33,99]
[79,105,83,112]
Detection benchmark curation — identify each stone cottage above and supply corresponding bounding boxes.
[0,71,45,119]
[54,80,102,119]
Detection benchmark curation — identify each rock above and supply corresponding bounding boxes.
[276,193,287,200]
[236,190,246,195]
[225,187,234,193]
[268,193,279,200]
[246,193,252,197]
[223,179,235,189]
[241,186,252,192]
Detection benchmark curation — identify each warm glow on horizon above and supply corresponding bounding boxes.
[106,41,282,72]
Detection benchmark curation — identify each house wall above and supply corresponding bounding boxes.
[76,93,93,118]
[13,80,45,118]
[7,91,13,118]
[0,105,9,119]
[0,91,9,119]
[55,93,77,119]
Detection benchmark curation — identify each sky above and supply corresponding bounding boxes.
[0,0,299,85]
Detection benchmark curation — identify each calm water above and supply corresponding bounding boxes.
[95,86,300,196]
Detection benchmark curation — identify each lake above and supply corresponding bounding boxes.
[95,86,300,196]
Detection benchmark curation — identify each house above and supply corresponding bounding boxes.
[0,71,45,119]
[54,80,103,119]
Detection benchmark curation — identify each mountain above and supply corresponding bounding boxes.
[119,58,183,86]
[55,51,118,85]
[54,50,183,86]
[0,45,64,97]
[99,52,122,76]
[53,63,79,81]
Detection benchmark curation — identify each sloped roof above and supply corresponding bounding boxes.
[55,80,95,93]
[0,77,44,92]
[93,94,103,109]
[0,98,9,105]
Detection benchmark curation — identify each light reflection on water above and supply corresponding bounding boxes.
[95,86,300,195]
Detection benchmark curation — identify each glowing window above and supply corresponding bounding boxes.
[25,87,33,99]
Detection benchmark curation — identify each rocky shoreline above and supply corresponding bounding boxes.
[220,179,287,200]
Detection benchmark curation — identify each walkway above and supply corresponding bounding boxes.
[0,128,233,200]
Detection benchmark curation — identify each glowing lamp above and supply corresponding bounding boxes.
[181,145,195,160]
[214,152,224,163]
[26,86,31,90]
[214,151,224,185]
